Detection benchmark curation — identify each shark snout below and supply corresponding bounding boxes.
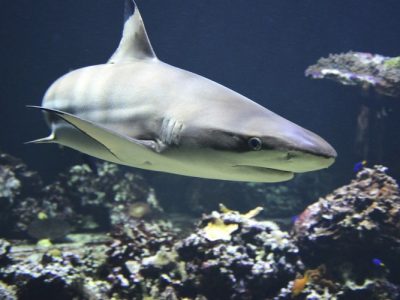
[253,123,336,174]
[294,128,337,159]
[278,127,337,172]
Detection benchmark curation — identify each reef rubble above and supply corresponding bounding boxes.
[0,150,400,299]
[0,151,160,239]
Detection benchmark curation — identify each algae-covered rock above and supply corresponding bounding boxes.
[0,234,110,300]
[176,208,302,299]
[293,165,400,283]
[106,219,180,299]
[0,282,16,300]
[63,162,161,229]
[0,149,161,238]
[306,51,400,97]
[0,152,45,238]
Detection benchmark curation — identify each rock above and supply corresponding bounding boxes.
[0,234,110,300]
[106,219,180,299]
[63,162,162,229]
[175,208,303,299]
[306,51,400,97]
[0,152,44,237]
[293,165,400,283]
[0,281,16,300]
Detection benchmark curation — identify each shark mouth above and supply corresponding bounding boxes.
[233,165,294,182]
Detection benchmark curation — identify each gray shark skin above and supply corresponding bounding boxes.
[30,0,337,182]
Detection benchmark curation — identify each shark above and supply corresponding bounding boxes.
[29,0,337,182]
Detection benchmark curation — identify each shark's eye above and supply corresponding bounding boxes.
[248,137,262,151]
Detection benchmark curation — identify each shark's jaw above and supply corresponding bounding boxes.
[232,165,295,182]
[232,155,334,182]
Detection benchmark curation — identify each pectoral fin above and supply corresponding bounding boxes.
[28,106,162,165]
[25,133,56,144]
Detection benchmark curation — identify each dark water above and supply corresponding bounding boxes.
[1,0,400,190]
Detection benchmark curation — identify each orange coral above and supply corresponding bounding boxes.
[291,265,326,298]
[291,272,310,297]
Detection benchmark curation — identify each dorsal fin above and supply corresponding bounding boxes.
[108,0,156,63]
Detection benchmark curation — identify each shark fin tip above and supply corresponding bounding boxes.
[25,133,56,145]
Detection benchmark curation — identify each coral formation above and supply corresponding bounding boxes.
[175,207,302,299]
[291,165,400,299]
[0,152,49,238]
[1,150,400,299]
[306,51,400,97]
[60,162,161,228]
[293,166,400,265]
[106,219,180,299]
[0,235,110,300]
[0,149,160,238]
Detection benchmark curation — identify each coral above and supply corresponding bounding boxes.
[0,152,46,238]
[63,162,161,228]
[0,234,110,300]
[104,207,303,299]
[339,278,400,300]
[0,149,160,238]
[383,56,400,69]
[293,165,400,284]
[202,205,263,242]
[288,265,339,299]
[176,208,303,299]
[105,219,180,299]
[0,282,16,300]
[306,51,400,97]
[2,150,400,299]
[0,152,42,199]
[203,218,239,242]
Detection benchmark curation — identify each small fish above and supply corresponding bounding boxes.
[291,215,299,223]
[353,160,367,172]
[372,258,385,267]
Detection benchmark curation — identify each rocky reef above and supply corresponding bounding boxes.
[0,150,400,299]
[306,51,400,97]
[0,209,303,300]
[0,234,110,300]
[0,152,45,238]
[291,165,400,299]
[0,152,159,239]
[175,207,302,299]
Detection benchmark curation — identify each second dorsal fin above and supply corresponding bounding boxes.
[108,0,156,63]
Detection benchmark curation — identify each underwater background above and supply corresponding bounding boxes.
[1,0,400,299]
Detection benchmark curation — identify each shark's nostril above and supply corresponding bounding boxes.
[286,152,295,160]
